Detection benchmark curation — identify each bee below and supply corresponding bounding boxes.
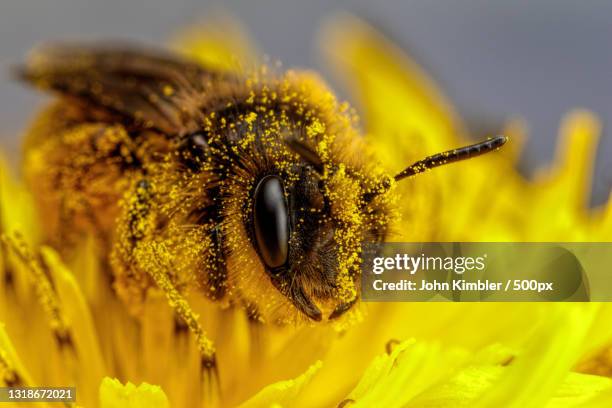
[16,43,506,368]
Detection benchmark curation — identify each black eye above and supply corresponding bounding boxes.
[253,175,289,269]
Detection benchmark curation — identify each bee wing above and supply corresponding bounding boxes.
[16,43,228,135]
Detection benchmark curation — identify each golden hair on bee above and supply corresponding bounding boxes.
[16,42,506,371]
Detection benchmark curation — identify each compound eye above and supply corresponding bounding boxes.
[253,175,289,269]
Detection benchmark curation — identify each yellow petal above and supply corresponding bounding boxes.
[99,377,169,408]
[0,323,33,386]
[473,304,599,407]
[575,386,612,408]
[534,110,600,214]
[40,247,106,406]
[171,13,259,72]
[320,12,466,168]
[0,155,39,243]
[347,339,470,407]
[239,361,322,408]
[408,367,612,408]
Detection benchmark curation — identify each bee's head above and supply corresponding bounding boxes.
[246,138,392,323]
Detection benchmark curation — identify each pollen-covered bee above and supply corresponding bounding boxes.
[17,43,506,367]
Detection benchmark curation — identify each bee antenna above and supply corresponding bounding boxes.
[394,135,508,182]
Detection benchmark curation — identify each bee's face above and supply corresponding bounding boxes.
[248,161,389,322]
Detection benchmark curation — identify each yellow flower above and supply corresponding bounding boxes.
[1,13,612,408]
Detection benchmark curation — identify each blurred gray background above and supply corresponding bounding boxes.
[1,0,610,205]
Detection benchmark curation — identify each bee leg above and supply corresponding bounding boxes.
[111,179,156,313]
[113,179,221,403]
[143,240,220,405]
